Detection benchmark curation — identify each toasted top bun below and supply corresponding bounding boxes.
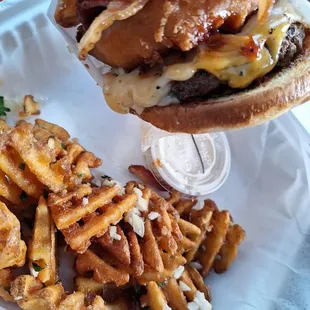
[91,0,258,69]
[132,30,310,134]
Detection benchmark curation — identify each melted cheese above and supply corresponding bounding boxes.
[103,0,302,113]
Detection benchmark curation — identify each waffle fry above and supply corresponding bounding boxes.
[0,169,23,206]
[58,292,106,310]
[28,197,57,285]
[142,281,168,310]
[213,224,246,273]
[10,275,65,309]
[10,275,107,310]
[77,183,201,286]
[76,249,130,286]
[167,192,245,276]
[197,210,231,276]
[34,119,70,142]
[0,269,14,302]
[48,184,137,253]
[54,0,79,28]
[0,142,44,199]
[142,265,211,310]
[4,120,101,193]
[185,200,216,262]
[0,201,26,269]
[75,277,106,295]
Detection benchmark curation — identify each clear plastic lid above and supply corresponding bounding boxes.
[141,122,231,197]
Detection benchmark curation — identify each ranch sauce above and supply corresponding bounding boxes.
[141,124,231,197]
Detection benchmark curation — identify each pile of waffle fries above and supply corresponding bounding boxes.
[0,119,245,309]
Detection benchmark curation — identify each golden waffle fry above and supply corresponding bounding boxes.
[0,142,44,199]
[151,203,178,256]
[28,197,57,285]
[213,224,246,273]
[141,219,164,273]
[185,200,216,262]
[75,277,106,295]
[162,278,188,310]
[97,224,130,266]
[76,249,130,286]
[54,0,79,28]
[90,182,201,285]
[10,275,106,310]
[177,218,201,253]
[168,193,245,276]
[0,169,23,206]
[34,119,70,142]
[0,269,14,302]
[185,265,211,301]
[142,265,211,310]
[96,222,146,279]
[136,253,187,285]
[10,275,65,310]
[142,281,168,310]
[58,291,106,310]
[6,120,101,193]
[198,210,231,277]
[0,201,26,269]
[48,185,137,253]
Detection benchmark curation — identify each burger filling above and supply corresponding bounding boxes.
[76,0,307,113]
[171,22,305,102]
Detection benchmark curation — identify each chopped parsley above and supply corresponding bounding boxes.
[61,143,66,150]
[19,163,26,171]
[78,173,85,178]
[158,280,166,288]
[19,191,28,202]
[33,263,45,272]
[239,71,244,76]
[0,96,10,117]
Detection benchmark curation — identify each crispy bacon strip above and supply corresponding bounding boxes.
[78,0,150,60]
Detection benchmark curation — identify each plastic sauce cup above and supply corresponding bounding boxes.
[141,123,231,197]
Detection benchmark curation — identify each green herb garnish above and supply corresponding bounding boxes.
[19,163,26,171]
[0,96,11,117]
[158,281,166,288]
[19,191,28,202]
[33,263,45,272]
[78,173,85,178]
[61,143,66,150]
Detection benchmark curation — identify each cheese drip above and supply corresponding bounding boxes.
[103,0,302,113]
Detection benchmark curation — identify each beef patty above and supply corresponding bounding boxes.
[171,23,306,102]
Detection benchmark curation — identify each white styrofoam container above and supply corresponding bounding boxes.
[0,1,310,310]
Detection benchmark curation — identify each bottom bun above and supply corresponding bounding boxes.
[133,30,310,134]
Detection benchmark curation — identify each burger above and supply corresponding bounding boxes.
[55,0,310,133]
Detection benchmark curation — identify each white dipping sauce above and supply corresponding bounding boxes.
[143,128,231,197]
